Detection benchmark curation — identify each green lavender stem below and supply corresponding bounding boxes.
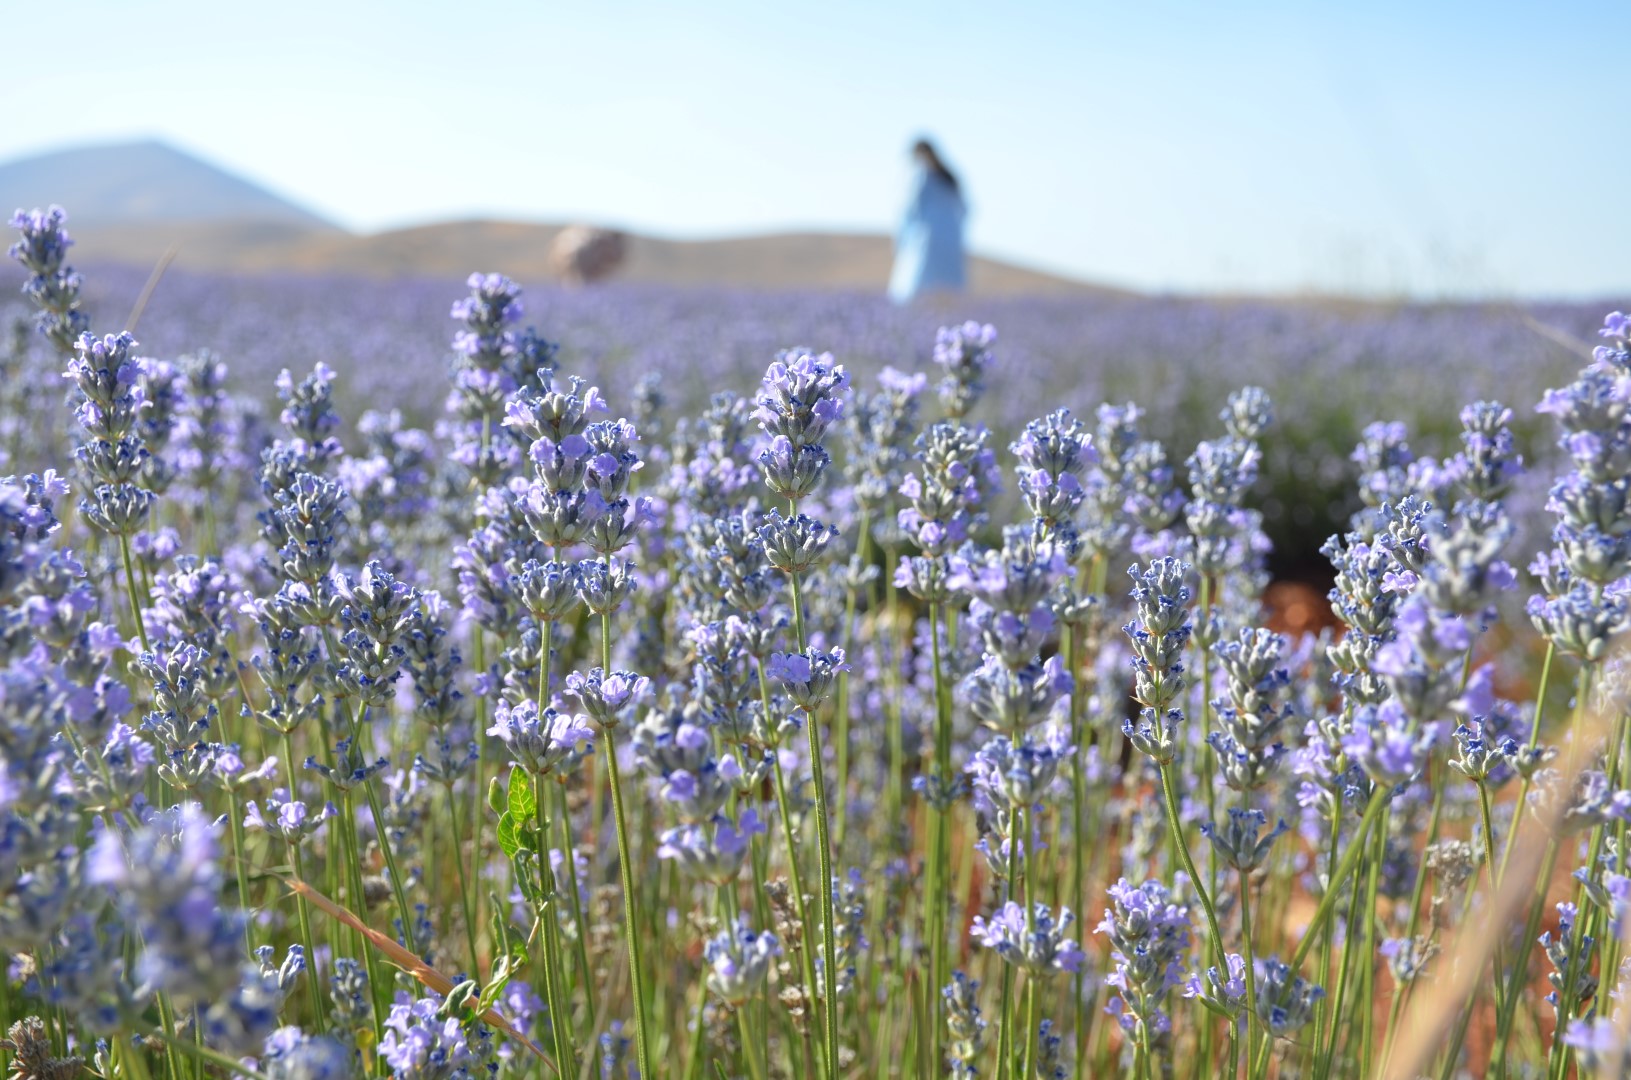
[1239,868,1261,1069]
[1261,787,1393,1080]
[603,730,651,1078]
[1291,787,1390,973]
[1196,574,1218,880]
[354,709,418,956]
[926,597,953,1075]
[1314,863,1365,1080]
[536,779,576,1073]
[996,803,1023,1080]
[557,782,597,1021]
[1357,815,1386,1079]
[471,626,489,966]
[1492,837,1559,1080]
[1157,763,1226,967]
[1064,621,1087,1070]
[1604,709,1631,992]
[288,843,329,1031]
[319,624,418,958]
[142,1024,269,1080]
[600,605,653,1080]
[1497,639,1555,885]
[1020,976,1037,1080]
[446,781,482,981]
[832,511,870,850]
[226,792,254,952]
[118,532,151,652]
[1494,665,1590,1077]
[1549,827,1610,1080]
[788,553,839,1080]
[883,545,906,833]
[756,657,824,1068]
[1434,799,1506,1080]
[1159,754,1228,1080]
[683,983,708,1080]
[1313,798,1341,1061]
[337,789,387,1035]
[1379,774,1446,1076]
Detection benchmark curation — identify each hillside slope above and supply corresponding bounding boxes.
[1,141,1113,294]
[60,218,1118,296]
[1,140,338,230]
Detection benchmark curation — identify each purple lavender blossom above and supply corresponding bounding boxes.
[971,901,1084,975]
[486,701,595,775]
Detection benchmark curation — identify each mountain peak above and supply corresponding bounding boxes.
[0,139,341,231]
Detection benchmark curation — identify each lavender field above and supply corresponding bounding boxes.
[7,261,1608,578]
[4,204,1631,1080]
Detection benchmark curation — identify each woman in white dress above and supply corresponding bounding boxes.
[888,138,968,304]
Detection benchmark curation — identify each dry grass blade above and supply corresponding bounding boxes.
[1615,884,1631,1053]
[577,944,629,1080]
[1384,659,1626,1080]
[123,242,179,334]
[281,874,555,1073]
[1381,808,1556,1078]
[1519,311,1597,361]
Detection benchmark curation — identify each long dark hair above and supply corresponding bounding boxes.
[913,138,959,194]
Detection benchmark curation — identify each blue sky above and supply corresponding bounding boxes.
[5,0,1623,298]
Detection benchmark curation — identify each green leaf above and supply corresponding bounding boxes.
[512,850,543,902]
[496,811,520,859]
[476,955,515,1015]
[508,773,537,823]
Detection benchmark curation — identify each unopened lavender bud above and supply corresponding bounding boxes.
[564,667,652,728]
[757,510,837,574]
[767,648,849,711]
[1199,808,1286,872]
[576,557,638,615]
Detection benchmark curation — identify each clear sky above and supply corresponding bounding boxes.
[5,0,1624,298]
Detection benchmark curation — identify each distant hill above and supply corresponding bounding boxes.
[45,218,1118,296]
[0,140,1115,295]
[0,140,339,230]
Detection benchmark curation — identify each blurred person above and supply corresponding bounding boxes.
[888,137,967,303]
